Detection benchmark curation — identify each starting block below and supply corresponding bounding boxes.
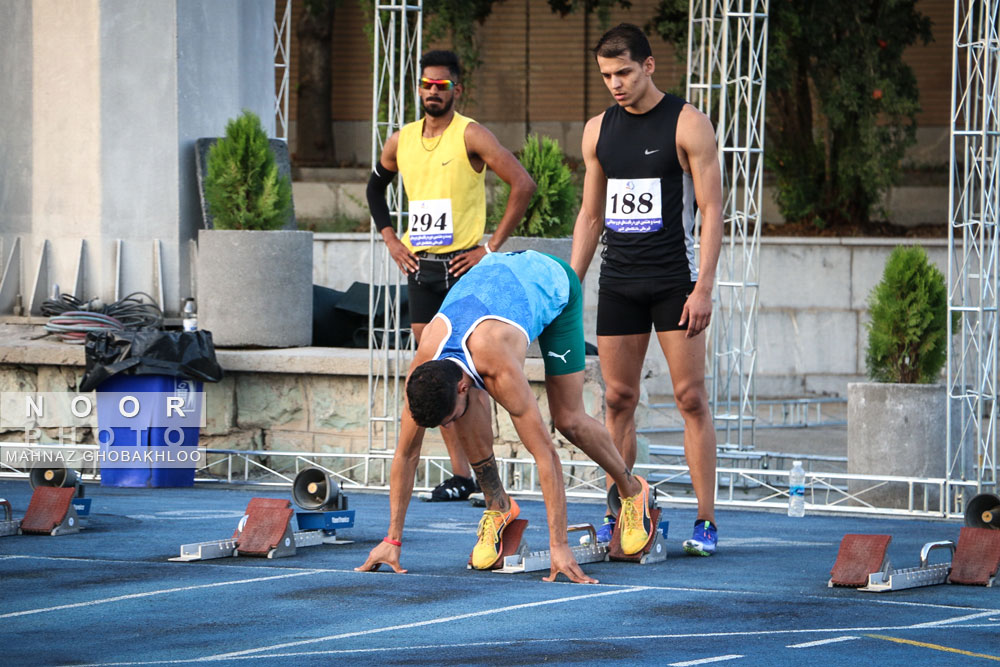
[608,507,668,564]
[605,480,668,564]
[468,518,530,570]
[493,523,606,573]
[485,481,669,574]
[0,487,88,537]
[488,519,669,574]
[170,496,355,562]
[830,528,1000,591]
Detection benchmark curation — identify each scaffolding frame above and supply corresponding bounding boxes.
[687,0,769,451]
[947,1,1000,504]
[274,0,292,141]
[368,1,422,451]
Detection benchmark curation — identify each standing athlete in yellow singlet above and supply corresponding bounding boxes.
[366,50,536,501]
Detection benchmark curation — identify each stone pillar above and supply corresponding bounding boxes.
[0,0,274,316]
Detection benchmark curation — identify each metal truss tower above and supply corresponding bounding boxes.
[947,1,1000,504]
[274,0,292,141]
[368,1,422,451]
[686,0,769,450]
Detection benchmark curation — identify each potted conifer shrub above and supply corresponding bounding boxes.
[195,110,312,347]
[847,245,954,510]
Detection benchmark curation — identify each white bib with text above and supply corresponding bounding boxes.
[408,198,454,246]
[604,178,662,233]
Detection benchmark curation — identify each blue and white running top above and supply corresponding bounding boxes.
[431,250,569,389]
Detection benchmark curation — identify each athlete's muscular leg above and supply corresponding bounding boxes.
[414,321,473,479]
[657,329,716,524]
[597,333,651,475]
[448,388,509,511]
[544,371,641,498]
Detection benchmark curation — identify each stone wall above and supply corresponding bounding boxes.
[0,329,606,477]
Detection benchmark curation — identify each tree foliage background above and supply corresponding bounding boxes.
[296,0,934,233]
[649,0,933,229]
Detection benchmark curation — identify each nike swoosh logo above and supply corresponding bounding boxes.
[441,159,453,166]
[644,149,660,155]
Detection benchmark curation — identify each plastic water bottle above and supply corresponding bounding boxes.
[182,298,198,332]
[788,460,806,517]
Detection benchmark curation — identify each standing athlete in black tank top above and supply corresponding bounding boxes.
[570,23,725,557]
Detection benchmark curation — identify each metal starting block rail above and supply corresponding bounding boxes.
[859,541,955,592]
[495,521,669,574]
[0,498,18,537]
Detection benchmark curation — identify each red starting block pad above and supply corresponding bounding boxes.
[608,507,667,564]
[829,534,891,587]
[19,487,82,536]
[171,497,355,562]
[948,527,1000,586]
[235,498,296,558]
[468,518,529,570]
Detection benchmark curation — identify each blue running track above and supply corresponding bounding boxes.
[0,480,997,666]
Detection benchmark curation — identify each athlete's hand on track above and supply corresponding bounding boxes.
[542,543,598,584]
[679,288,712,338]
[448,245,488,278]
[354,541,408,574]
[387,237,419,275]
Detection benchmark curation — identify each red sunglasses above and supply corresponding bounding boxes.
[419,77,455,91]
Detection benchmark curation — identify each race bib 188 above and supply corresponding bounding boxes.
[605,178,662,233]
[408,198,454,246]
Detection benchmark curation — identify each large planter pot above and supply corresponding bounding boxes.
[196,229,313,348]
[847,382,952,510]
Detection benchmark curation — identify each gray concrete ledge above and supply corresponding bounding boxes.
[0,323,565,382]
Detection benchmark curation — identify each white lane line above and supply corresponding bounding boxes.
[787,636,860,648]
[860,597,994,611]
[0,554,319,572]
[669,655,744,666]
[0,571,316,619]
[203,586,650,660]
[909,610,998,628]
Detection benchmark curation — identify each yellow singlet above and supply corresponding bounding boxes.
[396,112,487,254]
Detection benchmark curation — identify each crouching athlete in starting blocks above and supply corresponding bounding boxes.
[356,250,652,583]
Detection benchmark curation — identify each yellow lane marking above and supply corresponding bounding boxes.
[866,634,1000,661]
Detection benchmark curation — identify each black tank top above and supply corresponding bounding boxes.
[596,93,698,283]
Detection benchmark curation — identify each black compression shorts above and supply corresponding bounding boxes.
[406,249,472,324]
[596,279,697,336]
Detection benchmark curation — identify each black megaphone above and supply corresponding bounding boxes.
[29,467,84,497]
[965,492,1000,529]
[292,468,347,511]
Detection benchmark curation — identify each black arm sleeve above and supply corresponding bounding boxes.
[366,162,398,232]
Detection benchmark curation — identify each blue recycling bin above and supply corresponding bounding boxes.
[96,374,202,488]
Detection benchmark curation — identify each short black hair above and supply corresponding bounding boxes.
[420,50,462,82]
[406,360,464,427]
[593,23,653,64]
